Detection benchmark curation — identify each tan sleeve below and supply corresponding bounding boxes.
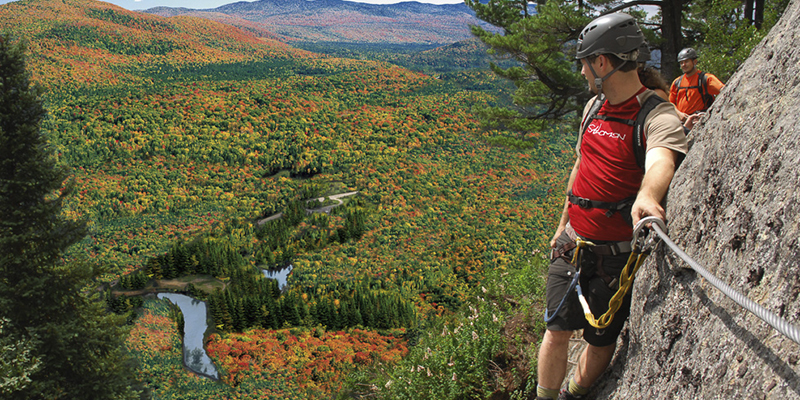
[644,99,689,165]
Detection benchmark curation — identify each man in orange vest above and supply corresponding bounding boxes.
[669,48,725,127]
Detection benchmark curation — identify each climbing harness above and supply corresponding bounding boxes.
[579,217,664,329]
[650,223,800,346]
[544,217,665,329]
[545,216,800,345]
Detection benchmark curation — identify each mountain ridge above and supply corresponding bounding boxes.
[142,0,493,44]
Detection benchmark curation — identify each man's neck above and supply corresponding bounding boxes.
[684,69,698,77]
[602,71,644,105]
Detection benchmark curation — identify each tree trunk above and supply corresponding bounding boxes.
[660,0,683,80]
[755,0,765,28]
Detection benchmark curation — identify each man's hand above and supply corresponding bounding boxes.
[677,110,688,123]
[550,225,566,248]
[631,195,666,228]
[684,113,702,130]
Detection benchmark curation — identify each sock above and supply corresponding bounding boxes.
[568,377,590,396]
[537,385,560,399]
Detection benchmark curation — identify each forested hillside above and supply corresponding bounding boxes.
[0,0,574,398]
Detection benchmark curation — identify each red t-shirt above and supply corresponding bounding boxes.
[569,88,647,241]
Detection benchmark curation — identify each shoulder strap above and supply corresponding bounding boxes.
[581,93,659,170]
[579,96,605,153]
[698,71,711,109]
[673,75,683,90]
[633,94,666,170]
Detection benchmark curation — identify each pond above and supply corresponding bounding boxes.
[157,293,219,379]
[261,264,292,290]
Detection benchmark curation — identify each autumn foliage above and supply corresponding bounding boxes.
[1,0,575,397]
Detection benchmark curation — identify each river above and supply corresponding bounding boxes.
[157,293,219,379]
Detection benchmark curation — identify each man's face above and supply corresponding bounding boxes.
[679,58,698,74]
[580,58,600,94]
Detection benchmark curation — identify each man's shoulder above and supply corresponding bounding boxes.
[636,89,665,107]
[638,89,680,128]
[699,71,725,85]
[582,95,602,118]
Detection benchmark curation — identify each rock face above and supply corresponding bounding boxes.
[594,1,800,399]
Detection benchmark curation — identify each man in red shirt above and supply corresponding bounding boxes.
[669,48,725,124]
[536,14,688,400]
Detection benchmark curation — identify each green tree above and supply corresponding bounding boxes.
[0,34,143,400]
[684,0,790,82]
[465,0,590,135]
[0,318,41,396]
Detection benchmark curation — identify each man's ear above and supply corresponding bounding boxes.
[595,54,608,71]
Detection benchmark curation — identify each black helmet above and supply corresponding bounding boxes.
[576,13,644,61]
[678,48,698,62]
[637,42,651,63]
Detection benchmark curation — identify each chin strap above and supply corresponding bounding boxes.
[587,50,639,95]
[587,61,628,95]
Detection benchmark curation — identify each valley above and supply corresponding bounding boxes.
[0,0,573,398]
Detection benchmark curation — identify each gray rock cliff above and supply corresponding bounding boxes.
[594,1,800,398]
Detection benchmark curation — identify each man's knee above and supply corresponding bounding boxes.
[543,329,573,346]
[586,342,616,357]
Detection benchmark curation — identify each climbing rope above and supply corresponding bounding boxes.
[651,223,800,346]
[578,246,650,329]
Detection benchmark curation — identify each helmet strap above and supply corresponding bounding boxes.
[587,57,628,95]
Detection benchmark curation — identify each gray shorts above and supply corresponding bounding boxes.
[545,231,634,347]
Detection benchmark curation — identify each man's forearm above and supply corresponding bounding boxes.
[560,157,581,227]
[632,147,678,226]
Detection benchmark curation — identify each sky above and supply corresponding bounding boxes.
[0,0,466,11]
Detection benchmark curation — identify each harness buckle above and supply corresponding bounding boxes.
[577,196,592,209]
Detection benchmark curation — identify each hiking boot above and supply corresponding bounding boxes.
[557,389,586,400]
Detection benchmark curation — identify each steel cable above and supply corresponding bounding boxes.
[652,224,800,345]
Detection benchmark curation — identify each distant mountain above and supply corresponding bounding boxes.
[0,0,313,89]
[143,0,495,45]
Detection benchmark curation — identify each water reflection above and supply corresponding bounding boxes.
[157,293,219,379]
[262,264,292,290]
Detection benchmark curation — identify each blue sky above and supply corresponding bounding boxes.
[0,0,465,11]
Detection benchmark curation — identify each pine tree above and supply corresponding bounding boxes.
[145,257,163,280]
[0,34,143,400]
[262,296,278,329]
[243,296,259,328]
